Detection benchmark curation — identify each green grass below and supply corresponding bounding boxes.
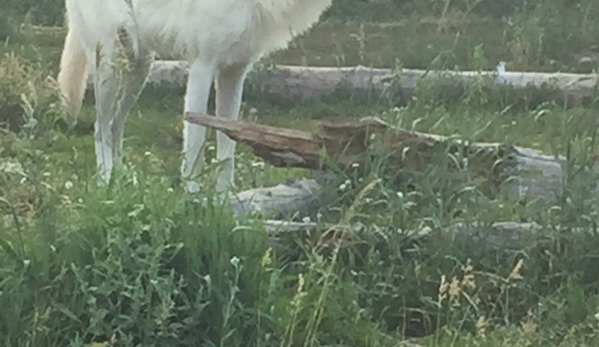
[3,3,599,347]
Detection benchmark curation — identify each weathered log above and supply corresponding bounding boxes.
[183,114,597,253]
[224,176,557,251]
[229,178,323,217]
[224,173,594,252]
[225,180,566,251]
[186,112,584,203]
[87,61,599,105]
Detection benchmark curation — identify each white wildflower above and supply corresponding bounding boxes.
[251,161,265,168]
[339,179,351,191]
[230,256,240,267]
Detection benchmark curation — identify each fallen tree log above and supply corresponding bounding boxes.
[228,181,583,252]
[224,175,565,252]
[229,178,323,217]
[182,114,599,253]
[87,61,599,105]
[186,112,587,204]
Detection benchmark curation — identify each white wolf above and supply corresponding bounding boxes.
[57,0,333,193]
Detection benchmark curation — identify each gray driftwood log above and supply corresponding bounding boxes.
[86,61,599,105]
[184,112,597,251]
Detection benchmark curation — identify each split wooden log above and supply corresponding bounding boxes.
[185,111,584,204]
[183,113,598,252]
[89,61,599,105]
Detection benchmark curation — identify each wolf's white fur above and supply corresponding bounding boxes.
[57,0,333,193]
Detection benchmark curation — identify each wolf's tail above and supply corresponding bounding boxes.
[57,27,89,119]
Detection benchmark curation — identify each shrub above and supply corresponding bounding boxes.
[0,53,63,133]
